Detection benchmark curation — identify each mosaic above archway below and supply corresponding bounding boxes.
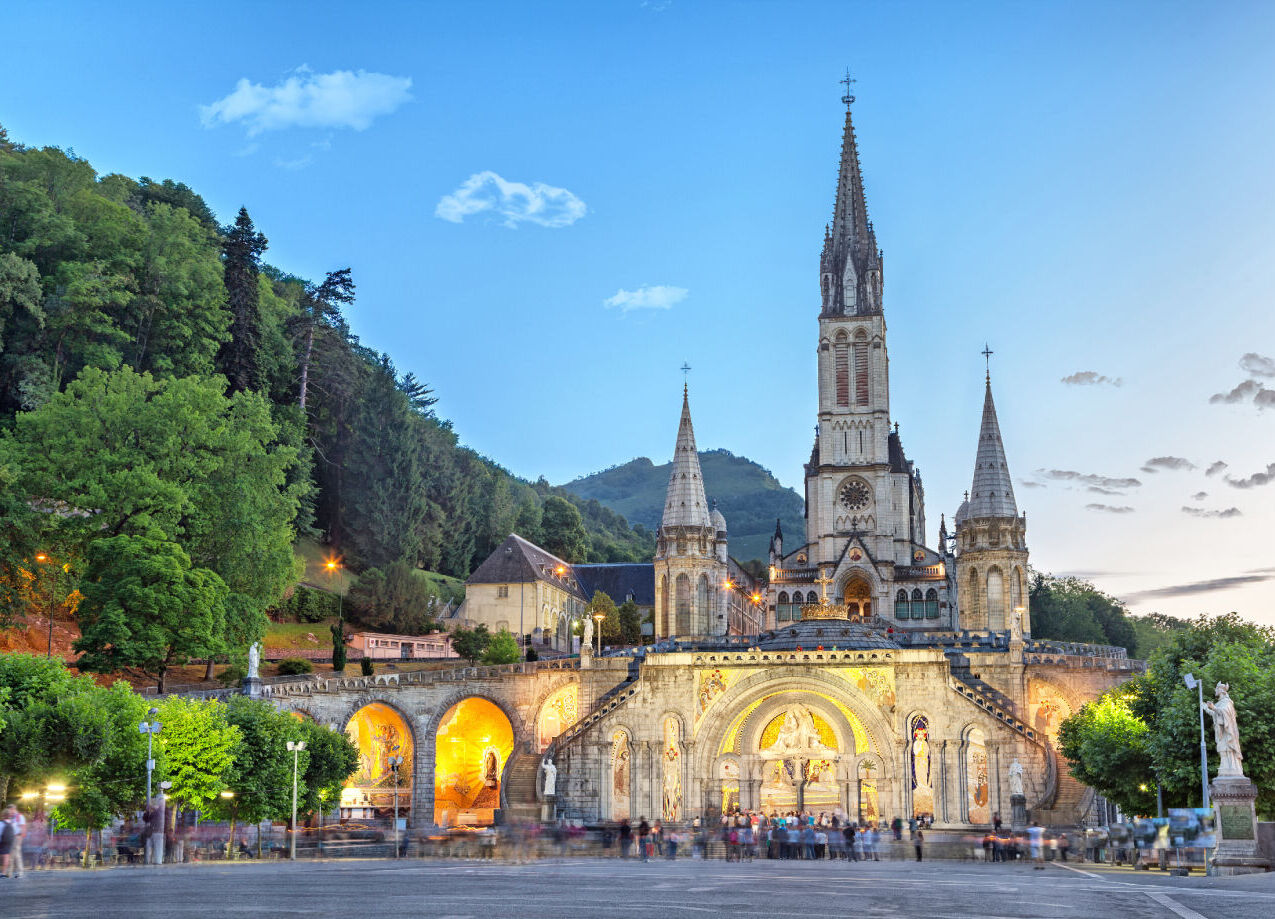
[341,702,413,819]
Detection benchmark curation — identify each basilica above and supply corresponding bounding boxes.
[264,93,1140,834]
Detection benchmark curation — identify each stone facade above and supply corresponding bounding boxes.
[252,92,1144,834]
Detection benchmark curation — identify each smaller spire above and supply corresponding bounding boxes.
[966,374,1018,519]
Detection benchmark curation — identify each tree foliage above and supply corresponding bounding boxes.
[154,696,240,816]
[482,627,521,665]
[346,558,438,634]
[1029,572,1138,654]
[451,624,491,664]
[1058,613,1275,817]
[540,496,589,562]
[74,536,229,691]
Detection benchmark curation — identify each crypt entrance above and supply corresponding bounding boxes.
[704,679,893,823]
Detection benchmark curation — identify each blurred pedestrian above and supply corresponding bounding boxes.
[4,805,24,878]
[638,818,651,862]
[619,819,633,859]
[914,829,924,862]
[0,809,13,877]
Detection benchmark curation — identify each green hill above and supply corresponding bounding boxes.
[560,449,805,563]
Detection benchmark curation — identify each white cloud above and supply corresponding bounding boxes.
[201,67,412,135]
[273,154,313,171]
[603,285,689,312]
[1061,370,1122,387]
[435,171,586,228]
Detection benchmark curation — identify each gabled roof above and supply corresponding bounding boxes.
[465,533,589,601]
[574,563,655,607]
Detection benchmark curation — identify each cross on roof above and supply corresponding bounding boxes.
[981,343,994,381]
[840,69,856,108]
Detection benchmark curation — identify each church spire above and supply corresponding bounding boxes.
[967,372,1018,519]
[660,386,712,529]
[820,73,883,317]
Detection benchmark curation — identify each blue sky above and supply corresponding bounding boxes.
[3,1,1275,621]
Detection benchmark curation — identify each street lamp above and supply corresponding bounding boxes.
[388,748,404,858]
[35,552,56,659]
[326,558,345,673]
[139,708,161,810]
[593,611,605,656]
[286,740,306,859]
[1183,673,1210,809]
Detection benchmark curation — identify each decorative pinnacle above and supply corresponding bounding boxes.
[981,343,994,383]
[680,361,691,396]
[840,68,856,108]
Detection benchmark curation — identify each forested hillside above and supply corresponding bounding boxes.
[0,131,650,680]
[562,449,805,562]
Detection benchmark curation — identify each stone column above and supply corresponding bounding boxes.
[897,740,910,820]
[988,742,1002,827]
[938,740,950,823]
[1210,775,1268,875]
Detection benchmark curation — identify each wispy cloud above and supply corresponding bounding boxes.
[201,67,412,135]
[1191,491,1208,501]
[1225,462,1275,490]
[435,171,586,228]
[1086,503,1134,514]
[1240,353,1275,377]
[1140,456,1195,473]
[1123,573,1274,604]
[1039,469,1141,491]
[640,0,673,10]
[604,285,688,312]
[1018,480,1046,489]
[1181,506,1242,518]
[1061,370,1122,387]
[1087,486,1123,495]
[273,154,313,170]
[1205,461,1227,477]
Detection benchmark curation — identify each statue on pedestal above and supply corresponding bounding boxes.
[1204,683,1244,777]
[582,617,594,654]
[247,642,261,680]
[541,755,557,797]
[1008,758,1025,797]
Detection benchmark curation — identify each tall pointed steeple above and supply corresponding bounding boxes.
[661,385,712,529]
[967,377,1018,518]
[820,80,883,317]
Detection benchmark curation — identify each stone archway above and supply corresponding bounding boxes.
[841,575,873,618]
[432,697,515,827]
[341,701,415,824]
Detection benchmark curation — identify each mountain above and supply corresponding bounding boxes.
[560,449,806,563]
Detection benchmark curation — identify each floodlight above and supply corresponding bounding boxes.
[1183,673,1198,689]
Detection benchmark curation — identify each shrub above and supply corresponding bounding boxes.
[277,657,313,675]
[360,658,374,676]
[524,646,539,662]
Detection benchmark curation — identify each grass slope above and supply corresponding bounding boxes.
[560,449,805,563]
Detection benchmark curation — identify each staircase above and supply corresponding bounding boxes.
[502,745,544,822]
[1035,764,1097,828]
[946,667,1039,743]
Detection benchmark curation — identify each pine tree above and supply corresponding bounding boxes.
[219,207,268,393]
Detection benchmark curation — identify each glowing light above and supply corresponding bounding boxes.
[46,783,67,793]
[20,792,38,800]
[751,593,761,603]
[220,790,235,798]
[325,557,340,572]
[555,565,565,576]
[724,580,733,590]
[35,552,49,562]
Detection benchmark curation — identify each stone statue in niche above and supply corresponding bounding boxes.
[484,750,499,788]
[247,642,261,679]
[1204,683,1244,777]
[1008,758,1025,797]
[773,706,832,754]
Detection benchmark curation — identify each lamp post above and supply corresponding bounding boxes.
[1182,673,1210,809]
[326,558,345,673]
[35,552,55,658]
[388,749,404,858]
[593,612,605,657]
[220,790,237,859]
[139,708,161,811]
[287,740,307,860]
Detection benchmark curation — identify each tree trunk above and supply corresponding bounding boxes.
[298,324,314,412]
[204,658,216,681]
[83,827,92,869]
[157,666,166,694]
[228,814,237,860]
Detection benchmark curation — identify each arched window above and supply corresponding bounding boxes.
[696,574,709,634]
[807,590,818,604]
[986,568,1005,631]
[778,591,789,604]
[660,575,669,638]
[675,574,692,635]
[835,333,850,408]
[853,331,870,407]
[1010,568,1023,614]
[967,569,980,627]
[895,588,910,620]
[777,591,791,622]
[925,588,940,619]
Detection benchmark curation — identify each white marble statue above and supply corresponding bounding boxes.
[1008,758,1025,797]
[247,641,261,680]
[541,756,558,797]
[1204,682,1244,777]
[773,705,832,754]
[582,617,594,653]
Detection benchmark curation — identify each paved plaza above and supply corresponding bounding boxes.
[4,858,1274,919]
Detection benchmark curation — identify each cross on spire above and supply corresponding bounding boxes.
[840,68,856,108]
[981,343,994,382]
[680,361,691,394]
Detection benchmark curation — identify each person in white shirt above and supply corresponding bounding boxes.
[1028,822,1045,869]
[4,805,24,878]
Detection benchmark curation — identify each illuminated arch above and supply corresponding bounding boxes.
[433,697,514,827]
[341,701,415,820]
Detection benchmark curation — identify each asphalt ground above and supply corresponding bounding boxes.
[4,856,1274,918]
